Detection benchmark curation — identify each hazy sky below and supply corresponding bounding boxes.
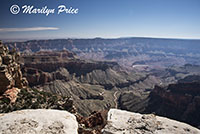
[0,0,200,40]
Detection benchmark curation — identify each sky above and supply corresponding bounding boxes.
[0,0,200,40]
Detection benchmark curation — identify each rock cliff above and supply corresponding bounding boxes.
[0,41,27,94]
[0,41,28,103]
[146,77,200,128]
[0,41,75,114]
[118,76,200,129]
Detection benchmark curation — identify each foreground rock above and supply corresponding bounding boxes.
[102,109,200,134]
[0,109,78,134]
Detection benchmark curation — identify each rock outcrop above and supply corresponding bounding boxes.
[0,41,28,96]
[0,41,75,114]
[1,108,199,134]
[0,109,78,134]
[147,78,200,128]
[77,111,108,134]
[102,109,200,134]
[1,88,21,103]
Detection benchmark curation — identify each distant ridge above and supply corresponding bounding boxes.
[2,36,200,43]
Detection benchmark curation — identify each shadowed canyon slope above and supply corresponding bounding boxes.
[21,50,159,116]
[119,74,200,128]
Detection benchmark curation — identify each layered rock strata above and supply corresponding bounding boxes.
[0,41,28,95]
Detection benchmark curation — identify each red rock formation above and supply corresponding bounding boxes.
[21,51,117,87]
[77,110,108,134]
[2,88,20,103]
[78,111,104,128]
[0,41,28,99]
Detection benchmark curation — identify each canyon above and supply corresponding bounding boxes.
[20,50,157,116]
[1,37,200,133]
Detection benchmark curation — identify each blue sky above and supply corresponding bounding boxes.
[0,0,200,40]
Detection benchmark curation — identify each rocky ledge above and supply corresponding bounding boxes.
[0,109,199,134]
[0,109,78,134]
[102,109,200,134]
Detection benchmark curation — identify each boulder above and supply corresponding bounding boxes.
[2,87,20,103]
[102,109,200,134]
[77,111,107,134]
[0,109,78,134]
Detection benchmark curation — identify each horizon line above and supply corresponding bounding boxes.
[1,36,200,42]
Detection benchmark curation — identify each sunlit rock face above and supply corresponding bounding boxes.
[102,109,200,134]
[0,109,78,134]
